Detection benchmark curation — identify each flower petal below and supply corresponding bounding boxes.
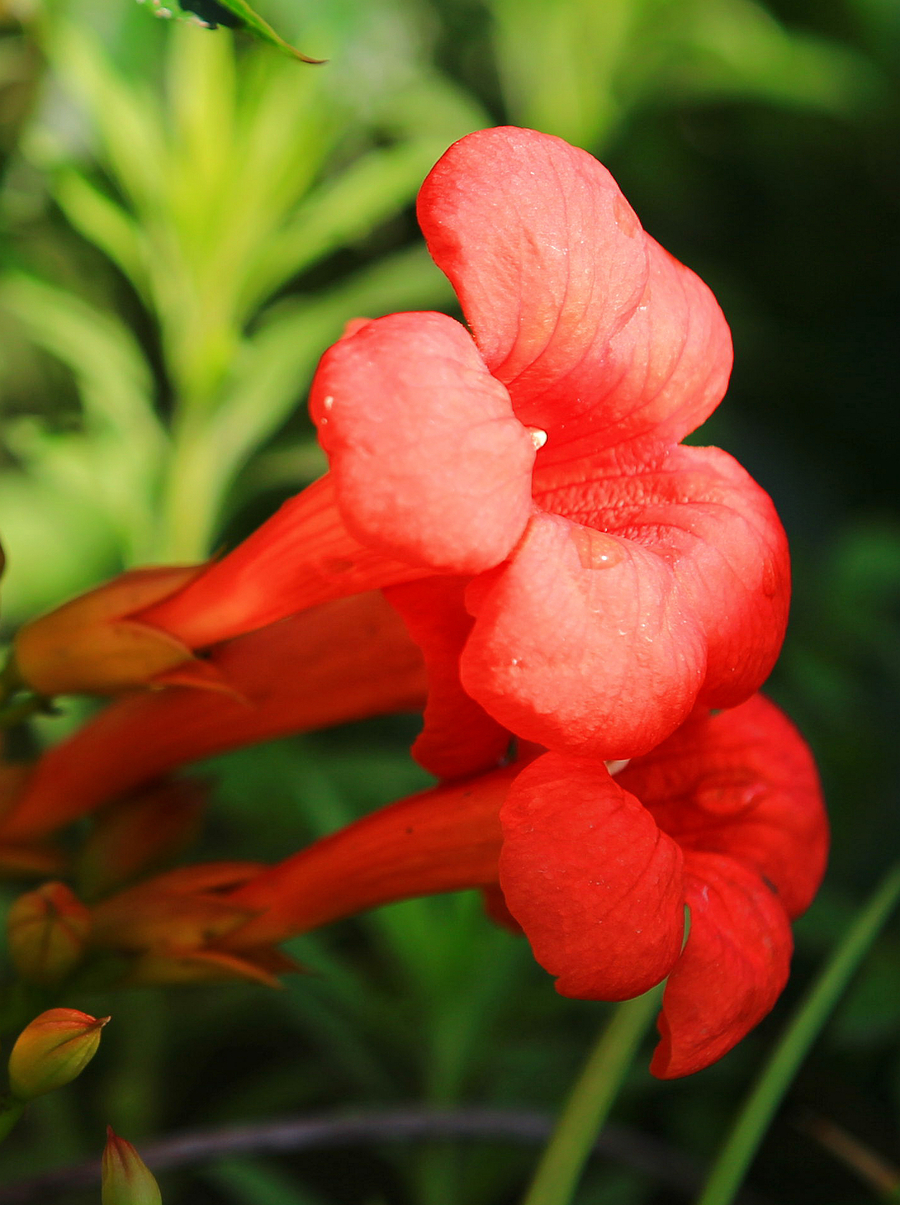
[385,577,512,779]
[418,127,730,446]
[619,695,828,920]
[309,311,537,573]
[499,753,685,1000]
[651,851,792,1078]
[463,444,789,759]
[531,234,733,481]
[463,510,709,760]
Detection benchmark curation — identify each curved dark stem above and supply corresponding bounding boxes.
[0,1107,769,1203]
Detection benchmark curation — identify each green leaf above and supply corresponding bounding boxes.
[141,0,325,63]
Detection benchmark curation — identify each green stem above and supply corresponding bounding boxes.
[521,985,662,1205]
[697,861,900,1205]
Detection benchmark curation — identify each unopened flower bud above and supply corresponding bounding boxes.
[12,566,202,696]
[7,882,91,984]
[7,1008,109,1100]
[102,1127,162,1205]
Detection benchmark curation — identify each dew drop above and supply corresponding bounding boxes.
[570,526,624,570]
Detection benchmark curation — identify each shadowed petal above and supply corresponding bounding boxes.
[385,576,511,779]
[499,753,685,1000]
[651,852,792,1078]
[310,311,537,573]
[619,695,827,920]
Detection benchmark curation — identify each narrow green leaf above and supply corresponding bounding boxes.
[522,988,663,1205]
[697,861,900,1205]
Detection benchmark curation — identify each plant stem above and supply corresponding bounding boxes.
[697,861,900,1205]
[521,986,662,1205]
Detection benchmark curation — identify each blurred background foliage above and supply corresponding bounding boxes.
[0,0,898,1202]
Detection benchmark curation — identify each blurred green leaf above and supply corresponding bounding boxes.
[488,0,885,150]
[206,1158,329,1204]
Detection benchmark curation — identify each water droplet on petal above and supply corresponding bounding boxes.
[570,526,624,571]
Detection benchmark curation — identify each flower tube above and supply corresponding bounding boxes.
[1,592,425,841]
[97,695,825,1077]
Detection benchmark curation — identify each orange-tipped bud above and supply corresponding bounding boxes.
[78,780,207,899]
[12,566,205,696]
[7,1008,109,1100]
[102,1128,162,1205]
[7,881,91,984]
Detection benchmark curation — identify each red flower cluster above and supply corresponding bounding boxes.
[2,127,826,1078]
[138,126,789,775]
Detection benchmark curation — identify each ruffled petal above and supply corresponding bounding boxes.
[499,753,685,1000]
[2,592,427,841]
[140,474,424,650]
[619,695,828,920]
[309,311,537,573]
[531,235,732,483]
[463,444,789,759]
[385,577,511,779]
[651,852,792,1078]
[418,127,730,446]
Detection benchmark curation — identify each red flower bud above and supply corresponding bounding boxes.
[7,881,91,984]
[102,1127,162,1205]
[7,1008,109,1100]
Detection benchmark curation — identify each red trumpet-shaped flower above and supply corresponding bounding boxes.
[110,694,824,1077]
[499,693,827,1077]
[142,127,788,772]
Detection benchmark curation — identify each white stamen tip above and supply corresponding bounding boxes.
[529,428,548,451]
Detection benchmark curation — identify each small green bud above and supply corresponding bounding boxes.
[102,1127,162,1204]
